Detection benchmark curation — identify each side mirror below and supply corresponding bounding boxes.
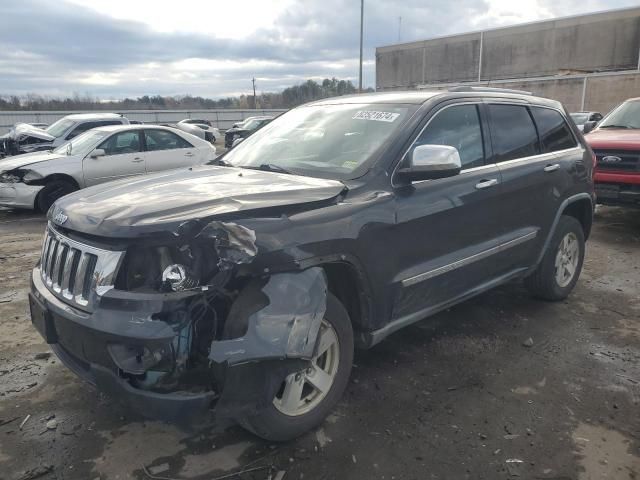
[583,121,597,134]
[90,148,106,158]
[397,144,462,182]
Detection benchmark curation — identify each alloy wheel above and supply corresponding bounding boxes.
[273,319,340,416]
[554,232,580,288]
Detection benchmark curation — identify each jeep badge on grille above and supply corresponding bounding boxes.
[53,211,68,225]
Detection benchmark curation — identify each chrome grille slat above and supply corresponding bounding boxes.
[46,240,59,285]
[41,233,52,273]
[51,244,66,292]
[61,248,78,299]
[38,225,124,311]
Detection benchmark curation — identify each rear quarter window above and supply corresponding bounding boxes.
[530,107,577,153]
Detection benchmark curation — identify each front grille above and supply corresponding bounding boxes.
[39,226,124,310]
[593,149,640,172]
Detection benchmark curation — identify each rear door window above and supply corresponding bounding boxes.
[488,104,539,162]
[530,107,577,153]
[414,104,485,168]
[144,130,193,151]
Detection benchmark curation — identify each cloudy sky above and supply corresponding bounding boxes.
[0,0,637,100]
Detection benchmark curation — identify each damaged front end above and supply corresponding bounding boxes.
[31,218,328,423]
[1,123,54,157]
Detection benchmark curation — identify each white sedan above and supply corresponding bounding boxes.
[0,125,216,212]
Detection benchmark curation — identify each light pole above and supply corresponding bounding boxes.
[252,77,257,109]
[359,0,364,93]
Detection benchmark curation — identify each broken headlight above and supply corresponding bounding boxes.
[162,264,200,291]
[0,172,20,183]
[115,243,219,293]
[0,169,42,184]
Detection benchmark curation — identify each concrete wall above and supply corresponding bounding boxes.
[405,71,640,115]
[376,7,640,91]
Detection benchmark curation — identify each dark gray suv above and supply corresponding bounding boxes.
[29,88,595,441]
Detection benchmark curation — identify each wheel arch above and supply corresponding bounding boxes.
[32,174,80,210]
[536,193,593,266]
[32,173,80,189]
[321,260,373,345]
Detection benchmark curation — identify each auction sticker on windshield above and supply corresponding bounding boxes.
[353,111,400,122]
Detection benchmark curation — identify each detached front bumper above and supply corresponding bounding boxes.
[30,267,216,422]
[29,264,324,423]
[0,182,42,209]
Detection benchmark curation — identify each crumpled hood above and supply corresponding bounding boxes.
[53,165,346,238]
[585,128,640,150]
[10,123,55,141]
[0,151,62,172]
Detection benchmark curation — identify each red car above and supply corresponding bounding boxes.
[584,98,640,208]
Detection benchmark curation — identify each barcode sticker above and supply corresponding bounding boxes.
[353,111,400,122]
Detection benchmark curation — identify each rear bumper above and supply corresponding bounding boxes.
[0,182,42,209]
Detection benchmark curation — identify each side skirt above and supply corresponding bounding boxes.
[359,267,529,348]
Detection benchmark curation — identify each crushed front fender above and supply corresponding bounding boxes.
[209,267,327,365]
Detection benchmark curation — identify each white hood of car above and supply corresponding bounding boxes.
[10,123,55,141]
[0,151,63,172]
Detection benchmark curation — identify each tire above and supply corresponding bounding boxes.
[36,179,78,213]
[525,215,585,301]
[239,292,354,441]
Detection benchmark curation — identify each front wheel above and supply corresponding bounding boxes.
[239,292,354,441]
[36,179,78,213]
[525,215,585,301]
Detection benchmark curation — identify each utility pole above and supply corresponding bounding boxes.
[252,77,257,109]
[359,0,364,93]
[398,16,402,42]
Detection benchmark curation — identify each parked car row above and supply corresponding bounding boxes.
[0,124,217,211]
[0,113,283,211]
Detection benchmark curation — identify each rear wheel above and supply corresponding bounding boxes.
[240,292,353,441]
[36,179,77,213]
[525,215,585,300]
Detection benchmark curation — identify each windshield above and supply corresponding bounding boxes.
[598,101,640,129]
[242,119,264,130]
[53,129,110,156]
[46,118,74,138]
[224,103,412,180]
[570,113,589,124]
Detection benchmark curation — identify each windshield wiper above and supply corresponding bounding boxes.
[244,163,295,175]
[599,124,634,129]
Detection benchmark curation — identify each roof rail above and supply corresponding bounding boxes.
[448,86,533,96]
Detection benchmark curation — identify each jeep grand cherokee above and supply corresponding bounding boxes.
[29,88,595,441]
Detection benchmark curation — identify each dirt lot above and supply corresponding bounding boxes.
[0,205,638,480]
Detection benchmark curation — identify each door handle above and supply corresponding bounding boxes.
[184,152,195,157]
[132,157,144,162]
[475,178,499,189]
[544,163,560,172]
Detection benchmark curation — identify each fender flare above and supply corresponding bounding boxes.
[535,192,593,266]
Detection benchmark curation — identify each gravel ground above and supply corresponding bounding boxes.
[0,205,638,480]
